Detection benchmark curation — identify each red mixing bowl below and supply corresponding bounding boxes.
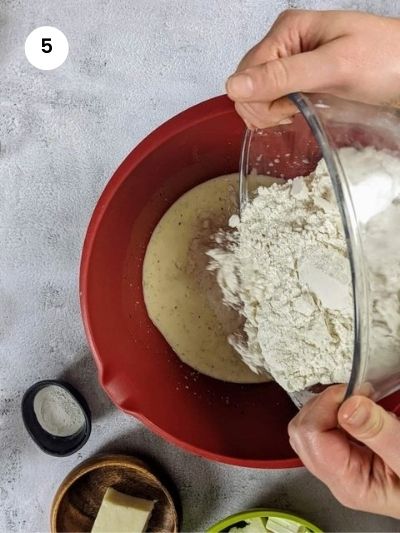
[80,95,303,468]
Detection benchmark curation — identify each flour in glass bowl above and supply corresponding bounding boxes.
[208,147,400,394]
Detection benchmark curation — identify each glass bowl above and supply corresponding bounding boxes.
[240,93,400,402]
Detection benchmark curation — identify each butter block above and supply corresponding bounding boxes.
[91,487,154,533]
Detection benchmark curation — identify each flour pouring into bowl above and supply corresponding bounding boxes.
[208,146,400,398]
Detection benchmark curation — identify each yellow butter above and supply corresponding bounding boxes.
[91,487,154,533]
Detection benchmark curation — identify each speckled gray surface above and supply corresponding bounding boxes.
[1,1,400,531]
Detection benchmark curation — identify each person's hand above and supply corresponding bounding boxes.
[226,10,400,128]
[288,385,400,519]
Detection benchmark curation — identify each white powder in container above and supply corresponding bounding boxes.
[33,385,85,437]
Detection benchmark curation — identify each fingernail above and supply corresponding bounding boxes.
[227,74,254,98]
[342,399,369,428]
[278,118,293,125]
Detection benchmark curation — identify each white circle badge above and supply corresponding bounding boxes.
[25,26,69,71]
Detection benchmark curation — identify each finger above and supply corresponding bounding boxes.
[288,388,376,513]
[227,48,338,104]
[237,9,322,71]
[237,36,281,73]
[352,381,375,399]
[339,395,400,474]
[288,385,350,479]
[233,102,253,129]
[290,385,346,432]
[235,98,298,129]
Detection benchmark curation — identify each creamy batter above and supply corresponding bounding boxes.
[143,174,273,383]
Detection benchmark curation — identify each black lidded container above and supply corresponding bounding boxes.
[21,379,91,456]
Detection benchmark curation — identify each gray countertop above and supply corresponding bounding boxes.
[1,0,400,531]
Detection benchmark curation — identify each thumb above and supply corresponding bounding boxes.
[338,395,400,474]
[226,48,336,103]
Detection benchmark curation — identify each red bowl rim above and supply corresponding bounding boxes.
[80,94,302,469]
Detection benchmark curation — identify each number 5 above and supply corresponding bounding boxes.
[42,38,52,53]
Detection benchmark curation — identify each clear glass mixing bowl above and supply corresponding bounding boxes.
[240,93,400,402]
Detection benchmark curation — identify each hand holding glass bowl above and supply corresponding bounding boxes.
[229,7,400,519]
[240,98,400,521]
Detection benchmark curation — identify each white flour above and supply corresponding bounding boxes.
[208,147,400,394]
[344,147,400,388]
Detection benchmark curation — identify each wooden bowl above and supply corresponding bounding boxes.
[51,454,179,532]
